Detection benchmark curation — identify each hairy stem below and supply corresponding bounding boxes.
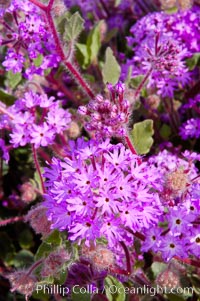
[0,216,24,227]
[28,0,94,99]
[135,68,152,99]
[125,135,142,164]
[27,259,44,276]
[32,145,45,194]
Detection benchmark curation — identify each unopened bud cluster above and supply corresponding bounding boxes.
[165,168,190,197]
[41,248,71,277]
[160,0,193,10]
[8,270,36,298]
[81,244,115,271]
[78,82,130,139]
[156,268,180,289]
[25,206,51,237]
[20,182,36,203]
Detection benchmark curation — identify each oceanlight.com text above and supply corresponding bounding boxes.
[36,284,194,297]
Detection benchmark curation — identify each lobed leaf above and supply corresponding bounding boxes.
[130,119,154,155]
[102,47,121,85]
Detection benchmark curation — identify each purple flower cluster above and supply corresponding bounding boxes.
[1,91,71,148]
[124,6,200,97]
[64,0,137,30]
[179,118,200,139]
[0,0,60,79]
[78,82,130,139]
[142,150,200,261]
[44,138,163,248]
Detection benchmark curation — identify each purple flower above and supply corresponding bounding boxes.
[44,138,163,249]
[2,91,72,148]
[179,118,200,139]
[2,50,25,73]
[159,234,188,261]
[30,123,55,148]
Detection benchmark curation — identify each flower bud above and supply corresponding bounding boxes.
[67,121,80,139]
[8,270,36,298]
[41,248,71,277]
[25,206,51,237]
[20,182,36,203]
[146,94,160,110]
[165,168,190,197]
[78,106,87,115]
[81,244,115,272]
[156,268,180,289]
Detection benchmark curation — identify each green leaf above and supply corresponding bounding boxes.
[33,54,43,67]
[35,230,62,260]
[76,43,90,68]
[102,47,121,85]
[32,289,49,301]
[35,242,52,261]
[151,262,167,279]
[19,228,34,249]
[6,70,22,89]
[160,124,171,139]
[64,12,84,41]
[45,230,62,245]
[130,75,144,89]
[130,119,154,155]
[87,21,102,63]
[0,89,15,106]
[104,275,126,301]
[186,52,200,70]
[13,250,34,268]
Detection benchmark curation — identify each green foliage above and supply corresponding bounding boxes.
[33,54,43,67]
[129,75,144,89]
[186,52,200,70]
[0,89,15,106]
[0,232,15,264]
[13,250,34,268]
[102,47,121,85]
[32,290,50,301]
[104,275,126,301]
[76,43,90,68]
[35,230,62,260]
[64,12,84,42]
[130,119,154,155]
[189,274,200,295]
[150,262,167,279]
[87,21,103,63]
[6,70,22,89]
[19,228,34,249]
[76,21,102,68]
[160,124,172,139]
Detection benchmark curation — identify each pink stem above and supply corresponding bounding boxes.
[125,136,142,164]
[32,145,45,194]
[120,241,132,275]
[28,0,94,99]
[0,216,24,227]
[27,259,44,276]
[134,68,152,99]
[28,0,46,10]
